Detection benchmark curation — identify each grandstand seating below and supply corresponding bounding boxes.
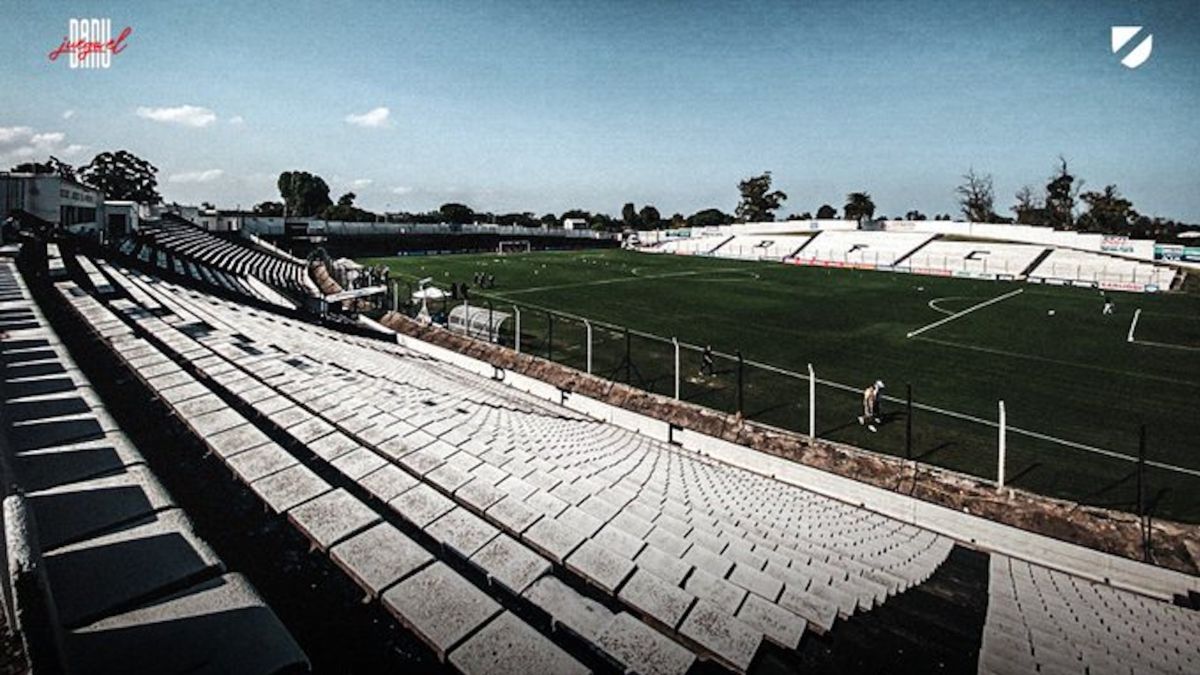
[0,258,306,674]
[904,241,1050,279]
[709,235,814,261]
[55,255,973,673]
[787,231,935,268]
[121,217,307,307]
[649,235,732,256]
[981,555,1199,675]
[11,242,1198,673]
[1028,249,1177,291]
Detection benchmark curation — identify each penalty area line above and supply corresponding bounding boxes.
[907,288,1024,339]
[1126,308,1141,343]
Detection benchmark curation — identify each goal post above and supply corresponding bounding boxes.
[498,240,532,255]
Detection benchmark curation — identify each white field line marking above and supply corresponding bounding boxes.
[1131,339,1200,353]
[497,267,750,296]
[927,297,963,316]
[913,335,1200,388]
[906,288,1024,338]
[1127,308,1141,343]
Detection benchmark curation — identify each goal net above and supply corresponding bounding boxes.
[498,240,531,255]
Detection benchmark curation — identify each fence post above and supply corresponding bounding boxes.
[513,306,521,353]
[625,327,632,384]
[905,383,913,461]
[673,338,680,400]
[997,400,1007,488]
[392,280,399,312]
[736,350,744,416]
[547,311,553,360]
[585,320,593,375]
[1138,424,1148,561]
[487,300,494,342]
[808,363,816,440]
[463,299,469,335]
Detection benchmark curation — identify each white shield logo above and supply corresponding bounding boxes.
[1111,26,1152,69]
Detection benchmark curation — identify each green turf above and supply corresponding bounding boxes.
[362,249,1200,521]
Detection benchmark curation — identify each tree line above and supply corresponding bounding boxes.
[8,151,1196,242]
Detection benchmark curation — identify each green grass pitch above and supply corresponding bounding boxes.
[362,248,1200,521]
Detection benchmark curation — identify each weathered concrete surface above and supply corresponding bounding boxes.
[469,534,550,595]
[598,612,697,675]
[287,488,380,551]
[331,522,432,598]
[382,562,501,661]
[449,611,588,675]
[677,599,762,673]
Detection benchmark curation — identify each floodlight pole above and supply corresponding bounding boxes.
[1138,424,1148,562]
[585,320,593,374]
[807,363,815,440]
[673,338,680,400]
[997,400,1007,489]
[513,306,521,353]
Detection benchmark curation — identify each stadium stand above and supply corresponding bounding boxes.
[8,233,1198,673]
[1028,248,1178,291]
[903,241,1051,279]
[708,235,814,261]
[650,235,733,256]
[787,231,935,268]
[0,256,307,673]
[982,555,1200,675]
[121,215,308,306]
[60,255,970,673]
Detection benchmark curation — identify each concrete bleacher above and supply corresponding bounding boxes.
[1028,248,1177,291]
[66,257,974,673]
[0,257,307,673]
[787,231,934,268]
[649,235,732,256]
[981,555,1200,675]
[709,235,814,261]
[126,217,305,307]
[904,240,1049,279]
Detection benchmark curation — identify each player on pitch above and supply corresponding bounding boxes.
[858,380,885,432]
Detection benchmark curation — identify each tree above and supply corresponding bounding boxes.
[735,172,787,222]
[955,168,997,222]
[1044,157,1080,230]
[321,191,378,222]
[277,171,331,217]
[1011,185,1045,225]
[253,201,284,216]
[540,213,559,228]
[639,205,661,229]
[1076,185,1136,234]
[786,212,813,220]
[843,192,875,221]
[79,150,161,203]
[10,156,76,181]
[439,203,474,224]
[670,213,686,229]
[621,202,640,229]
[904,210,927,220]
[816,204,837,219]
[686,208,732,228]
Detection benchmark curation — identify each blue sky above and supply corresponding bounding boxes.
[3,1,1199,220]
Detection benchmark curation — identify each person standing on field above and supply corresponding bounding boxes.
[858,380,885,432]
[700,345,715,377]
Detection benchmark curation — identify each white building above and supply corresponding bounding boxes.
[0,172,103,229]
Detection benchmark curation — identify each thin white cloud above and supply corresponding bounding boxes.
[168,169,225,184]
[61,144,89,157]
[62,110,76,120]
[351,178,374,188]
[228,115,245,125]
[345,106,391,128]
[136,105,217,128]
[0,125,79,165]
[391,185,413,195]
